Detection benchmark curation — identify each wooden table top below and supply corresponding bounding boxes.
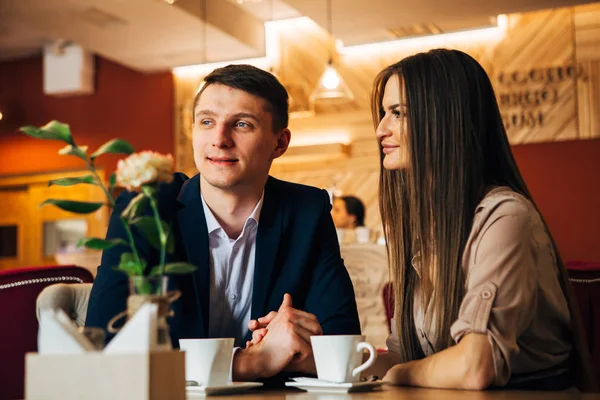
[188,386,597,400]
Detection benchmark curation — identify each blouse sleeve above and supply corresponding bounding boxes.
[450,199,539,386]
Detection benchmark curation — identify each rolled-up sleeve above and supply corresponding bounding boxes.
[450,204,538,386]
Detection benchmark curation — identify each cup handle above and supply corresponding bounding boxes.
[352,342,377,378]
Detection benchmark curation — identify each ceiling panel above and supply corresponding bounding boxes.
[0,0,597,70]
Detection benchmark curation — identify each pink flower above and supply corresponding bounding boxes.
[116,151,174,191]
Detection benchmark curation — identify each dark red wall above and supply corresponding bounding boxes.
[512,139,600,262]
[0,55,173,177]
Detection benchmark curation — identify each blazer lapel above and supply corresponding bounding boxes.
[176,174,210,337]
[252,177,284,320]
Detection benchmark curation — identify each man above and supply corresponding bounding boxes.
[86,64,360,382]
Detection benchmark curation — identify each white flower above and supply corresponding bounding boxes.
[116,151,174,191]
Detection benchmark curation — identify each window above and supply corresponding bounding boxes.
[0,225,17,258]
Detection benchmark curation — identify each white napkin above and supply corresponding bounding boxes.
[38,303,158,355]
[38,309,96,354]
[104,303,158,354]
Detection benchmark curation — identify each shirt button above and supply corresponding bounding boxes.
[480,290,492,299]
[230,294,237,300]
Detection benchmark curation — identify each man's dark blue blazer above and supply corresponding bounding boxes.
[86,172,361,348]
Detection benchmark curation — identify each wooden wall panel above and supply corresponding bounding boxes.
[575,3,600,140]
[492,9,579,143]
[575,2,600,62]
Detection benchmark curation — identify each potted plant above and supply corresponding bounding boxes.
[20,120,195,349]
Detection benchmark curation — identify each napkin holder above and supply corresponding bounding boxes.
[25,351,185,400]
[25,306,185,400]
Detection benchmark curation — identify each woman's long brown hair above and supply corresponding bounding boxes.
[371,48,596,391]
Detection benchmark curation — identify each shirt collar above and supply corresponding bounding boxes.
[200,192,264,236]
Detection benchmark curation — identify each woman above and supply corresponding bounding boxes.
[331,195,366,229]
[370,49,596,391]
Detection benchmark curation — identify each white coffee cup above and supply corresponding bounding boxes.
[311,335,377,383]
[179,338,234,387]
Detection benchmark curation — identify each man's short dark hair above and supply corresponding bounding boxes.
[192,64,289,132]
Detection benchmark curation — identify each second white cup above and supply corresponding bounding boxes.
[311,335,377,383]
[179,338,234,387]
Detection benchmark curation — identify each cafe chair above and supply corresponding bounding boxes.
[36,282,93,327]
[0,265,93,400]
[567,261,600,383]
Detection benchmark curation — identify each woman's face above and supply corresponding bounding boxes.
[331,198,356,229]
[376,74,409,170]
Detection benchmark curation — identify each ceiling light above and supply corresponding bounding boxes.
[310,0,353,106]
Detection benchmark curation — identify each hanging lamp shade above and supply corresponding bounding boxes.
[310,62,354,105]
[310,0,353,106]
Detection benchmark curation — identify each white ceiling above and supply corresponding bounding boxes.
[0,0,596,71]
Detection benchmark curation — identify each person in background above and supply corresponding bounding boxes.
[331,195,366,229]
[366,48,597,391]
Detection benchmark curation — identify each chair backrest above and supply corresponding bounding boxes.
[0,265,93,400]
[566,261,600,385]
[340,244,389,349]
[36,283,94,327]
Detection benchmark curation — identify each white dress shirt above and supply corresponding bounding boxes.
[201,193,263,348]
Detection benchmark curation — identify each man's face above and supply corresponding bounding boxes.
[192,84,290,193]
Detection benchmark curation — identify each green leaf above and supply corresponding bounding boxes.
[108,173,117,194]
[121,193,147,220]
[116,252,145,276]
[90,139,134,161]
[131,216,174,254]
[149,262,196,276]
[148,265,162,277]
[58,144,88,160]
[20,121,74,145]
[40,199,104,214]
[77,237,128,250]
[165,262,197,274]
[48,175,97,187]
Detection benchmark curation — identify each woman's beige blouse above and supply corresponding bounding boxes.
[387,187,572,386]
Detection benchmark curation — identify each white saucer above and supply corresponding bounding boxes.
[186,382,263,396]
[286,377,383,394]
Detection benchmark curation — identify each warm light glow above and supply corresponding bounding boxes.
[340,21,506,56]
[0,112,3,121]
[265,16,313,30]
[289,132,351,147]
[321,66,341,90]
[311,64,354,104]
[496,14,509,31]
[172,58,270,77]
[164,0,176,4]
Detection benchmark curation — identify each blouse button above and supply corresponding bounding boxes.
[480,290,492,299]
